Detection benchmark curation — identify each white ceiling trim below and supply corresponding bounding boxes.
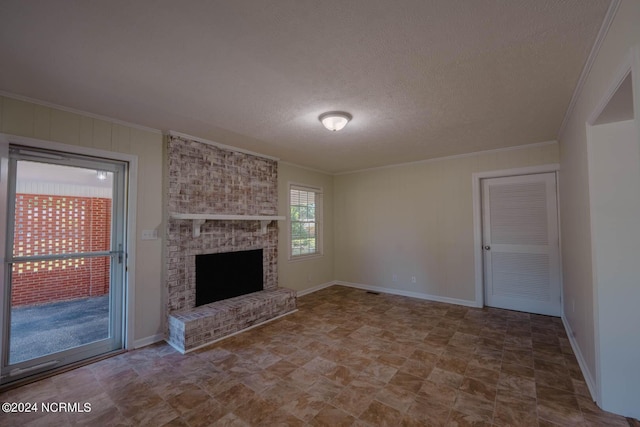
[165,130,279,162]
[0,90,282,163]
[0,90,163,135]
[278,161,333,175]
[335,141,558,176]
[558,0,622,138]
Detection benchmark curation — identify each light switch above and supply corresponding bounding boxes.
[141,229,158,240]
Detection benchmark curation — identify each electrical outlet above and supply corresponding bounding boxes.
[141,229,158,240]
[392,274,398,282]
[411,276,416,283]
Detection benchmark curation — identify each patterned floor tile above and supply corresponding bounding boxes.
[0,286,636,427]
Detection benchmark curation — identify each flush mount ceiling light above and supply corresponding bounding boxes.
[319,111,352,131]
[96,170,108,180]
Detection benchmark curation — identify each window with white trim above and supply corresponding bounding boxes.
[289,184,322,258]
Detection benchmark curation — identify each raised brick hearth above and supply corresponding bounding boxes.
[167,288,296,352]
[165,135,296,353]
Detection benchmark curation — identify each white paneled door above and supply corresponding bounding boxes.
[482,173,561,316]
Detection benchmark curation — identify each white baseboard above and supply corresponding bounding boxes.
[296,281,337,297]
[334,281,480,308]
[133,333,164,349]
[562,316,597,402]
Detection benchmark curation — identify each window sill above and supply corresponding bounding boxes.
[288,253,324,263]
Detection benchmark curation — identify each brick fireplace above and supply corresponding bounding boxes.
[165,134,296,353]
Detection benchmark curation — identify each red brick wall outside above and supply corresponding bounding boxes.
[11,194,112,306]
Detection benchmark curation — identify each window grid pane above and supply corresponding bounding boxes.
[290,187,320,257]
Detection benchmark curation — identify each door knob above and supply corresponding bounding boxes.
[484,245,491,250]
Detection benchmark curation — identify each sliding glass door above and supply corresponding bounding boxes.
[1,145,127,384]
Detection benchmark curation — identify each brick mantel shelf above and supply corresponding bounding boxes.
[170,213,286,237]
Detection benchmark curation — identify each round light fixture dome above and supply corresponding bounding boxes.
[319,111,352,131]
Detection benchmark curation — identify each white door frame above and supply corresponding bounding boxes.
[472,163,561,308]
[0,133,138,352]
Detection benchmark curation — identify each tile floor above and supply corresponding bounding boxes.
[0,285,635,426]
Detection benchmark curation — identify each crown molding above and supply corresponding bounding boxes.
[165,130,279,162]
[0,90,162,135]
[557,0,622,138]
[334,140,558,176]
[278,160,333,175]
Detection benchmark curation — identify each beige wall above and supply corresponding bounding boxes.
[277,163,334,292]
[0,96,164,345]
[558,0,640,415]
[334,143,559,302]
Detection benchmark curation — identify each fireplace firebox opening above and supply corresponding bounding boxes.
[195,249,263,306]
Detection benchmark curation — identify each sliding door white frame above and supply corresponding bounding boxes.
[0,133,138,353]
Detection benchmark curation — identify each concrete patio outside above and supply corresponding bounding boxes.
[9,295,109,364]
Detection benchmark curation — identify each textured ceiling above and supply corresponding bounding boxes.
[0,0,611,173]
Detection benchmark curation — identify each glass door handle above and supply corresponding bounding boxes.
[119,244,123,264]
[111,244,124,264]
